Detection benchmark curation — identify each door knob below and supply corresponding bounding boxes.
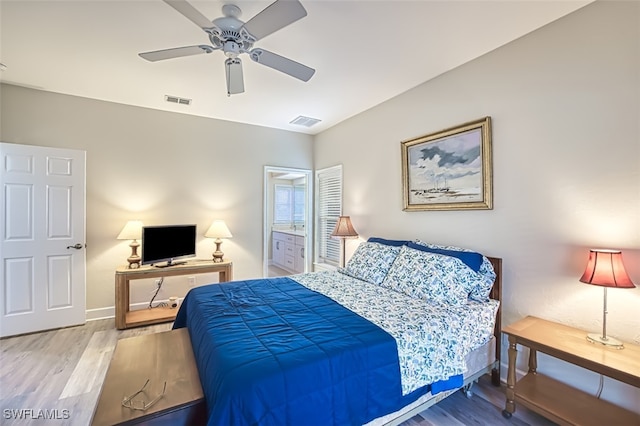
[67,243,85,250]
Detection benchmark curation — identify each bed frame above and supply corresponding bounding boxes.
[376,256,503,426]
[488,256,503,386]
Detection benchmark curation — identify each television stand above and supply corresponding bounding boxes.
[154,260,187,268]
[115,260,233,329]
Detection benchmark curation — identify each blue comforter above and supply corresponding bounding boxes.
[173,277,458,425]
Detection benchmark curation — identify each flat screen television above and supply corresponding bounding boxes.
[141,224,197,267]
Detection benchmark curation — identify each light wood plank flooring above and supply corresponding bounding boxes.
[0,319,555,425]
[268,264,292,278]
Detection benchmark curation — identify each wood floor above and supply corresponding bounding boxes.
[0,319,556,426]
[268,264,292,278]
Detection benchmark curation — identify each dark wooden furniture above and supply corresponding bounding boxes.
[487,256,502,387]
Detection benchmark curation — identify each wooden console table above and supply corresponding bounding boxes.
[115,260,233,329]
[502,316,640,425]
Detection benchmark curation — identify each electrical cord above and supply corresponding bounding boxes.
[595,374,604,399]
[148,277,168,308]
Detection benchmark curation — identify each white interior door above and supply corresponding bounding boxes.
[1,142,86,338]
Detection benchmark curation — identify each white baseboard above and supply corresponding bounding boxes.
[86,306,114,321]
[85,298,180,322]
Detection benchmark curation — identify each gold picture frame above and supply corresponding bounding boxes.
[401,117,492,211]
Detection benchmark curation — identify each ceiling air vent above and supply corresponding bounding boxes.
[165,95,192,106]
[289,116,321,128]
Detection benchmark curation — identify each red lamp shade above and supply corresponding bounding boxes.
[579,249,635,289]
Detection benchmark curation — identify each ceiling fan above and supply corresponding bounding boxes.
[139,0,315,96]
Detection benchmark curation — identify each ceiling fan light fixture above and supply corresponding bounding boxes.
[223,41,241,57]
[225,57,244,96]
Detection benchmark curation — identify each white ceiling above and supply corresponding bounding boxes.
[1,0,592,135]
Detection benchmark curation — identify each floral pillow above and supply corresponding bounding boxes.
[381,245,470,306]
[414,240,496,302]
[339,242,400,285]
[406,242,483,272]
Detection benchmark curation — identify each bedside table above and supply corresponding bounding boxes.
[502,316,640,425]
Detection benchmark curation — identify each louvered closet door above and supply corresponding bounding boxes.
[0,143,86,337]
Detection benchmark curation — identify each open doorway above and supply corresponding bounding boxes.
[263,166,313,278]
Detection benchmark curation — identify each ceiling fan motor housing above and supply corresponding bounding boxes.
[209,15,255,55]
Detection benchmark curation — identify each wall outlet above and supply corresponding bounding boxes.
[187,276,196,287]
[150,279,163,295]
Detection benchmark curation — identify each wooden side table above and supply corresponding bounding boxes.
[502,316,640,425]
[115,259,233,329]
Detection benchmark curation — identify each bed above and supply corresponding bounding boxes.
[173,239,502,425]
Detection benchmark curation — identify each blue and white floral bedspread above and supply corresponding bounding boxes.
[292,271,499,395]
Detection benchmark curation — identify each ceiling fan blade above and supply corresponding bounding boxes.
[139,45,216,62]
[163,0,213,30]
[242,0,307,41]
[249,49,315,82]
[225,58,245,95]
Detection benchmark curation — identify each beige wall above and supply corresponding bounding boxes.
[1,0,638,414]
[314,0,639,412]
[0,85,313,315]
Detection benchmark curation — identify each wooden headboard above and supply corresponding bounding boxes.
[487,256,502,386]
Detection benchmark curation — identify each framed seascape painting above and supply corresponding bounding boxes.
[401,117,493,211]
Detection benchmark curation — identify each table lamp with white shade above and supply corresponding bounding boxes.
[205,220,233,263]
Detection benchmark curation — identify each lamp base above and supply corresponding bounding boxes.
[212,239,224,263]
[212,251,224,263]
[127,256,141,269]
[127,240,141,269]
[587,333,624,349]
